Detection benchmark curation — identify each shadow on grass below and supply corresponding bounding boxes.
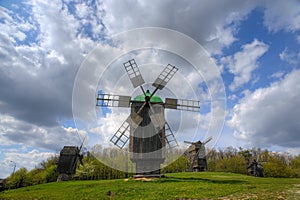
[159,176,246,184]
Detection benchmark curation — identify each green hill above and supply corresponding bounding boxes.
[1,172,299,199]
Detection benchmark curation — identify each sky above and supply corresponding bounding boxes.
[0,0,300,178]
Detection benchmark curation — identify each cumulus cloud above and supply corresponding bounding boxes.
[0,114,85,150]
[221,39,269,91]
[102,0,258,55]
[262,0,300,32]
[0,1,97,127]
[228,69,300,150]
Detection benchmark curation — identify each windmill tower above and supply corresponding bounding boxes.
[96,59,200,176]
[184,136,212,172]
[56,142,84,181]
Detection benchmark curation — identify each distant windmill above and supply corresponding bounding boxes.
[184,136,212,172]
[56,139,85,181]
[247,159,264,177]
[96,59,200,176]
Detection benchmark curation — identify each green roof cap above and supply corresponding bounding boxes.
[134,90,163,103]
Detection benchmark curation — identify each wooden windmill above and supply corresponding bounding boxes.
[56,142,84,181]
[96,59,200,175]
[184,136,212,172]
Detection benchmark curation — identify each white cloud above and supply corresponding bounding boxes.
[0,113,85,151]
[102,0,257,55]
[0,0,104,128]
[228,69,300,152]
[263,0,300,32]
[279,48,300,65]
[0,148,57,178]
[269,71,285,79]
[221,39,269,91]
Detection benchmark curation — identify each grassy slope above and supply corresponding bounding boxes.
[0,172,299,200]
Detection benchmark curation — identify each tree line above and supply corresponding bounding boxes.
[3,146,300,190]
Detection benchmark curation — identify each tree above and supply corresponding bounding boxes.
[215,155,247,174]
[5,167,28,189]
[263,156,296,178]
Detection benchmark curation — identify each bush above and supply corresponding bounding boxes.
[215,156,247,174]
[263,157,296,178]
[5,168,28,189]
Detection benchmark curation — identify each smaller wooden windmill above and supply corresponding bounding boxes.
[247,159,264,177]
[184,136,212,172]
[56,142,84,181]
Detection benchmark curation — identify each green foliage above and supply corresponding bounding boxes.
[291,155,300,177]
[206,147,300,178]
[215,155,247,174]
[74,155,130,180]
[43,165,58,182]
[162,156,189,173]
[263,156,297,178]
[26,168,45,185]
[5,156,58,190]
[291,155,300,168]
[4,146,300,192]
[238,148,252,163]
[5,167,28,189]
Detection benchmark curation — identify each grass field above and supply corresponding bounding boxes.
[1,172,299,199]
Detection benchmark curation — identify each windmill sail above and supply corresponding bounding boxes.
[202,136,212,145]
[97,94,131,107]
[149,103,165,132]
[152,64,178,90]
[109,102,146,149]
[110,120,131,148]
[165,98,200,112]
[124,59,145,88]
[164,122,179,149]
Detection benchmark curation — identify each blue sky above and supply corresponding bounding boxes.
[0,0,300,178]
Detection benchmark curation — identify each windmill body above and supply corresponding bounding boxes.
[57,146,84,181]
[97,59,200,176]
[185,136,212,172]
[187,142,207,172]
[130,91,166,174]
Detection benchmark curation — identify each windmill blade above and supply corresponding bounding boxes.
[126,112,143,130]
[184,141,194,144]
[202,136,212,145]
[165,98,200,112]
[164,122,179,149]
[149,113,165,132]
[96,94,131,107]
[110,120,131,149]
[79,154,84,166]
[129,101,147,129]
[148,103,165,132]
[110,102,147,149]
[78,135,86,152]
[152,64,178,91]
[123,59,145,88]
